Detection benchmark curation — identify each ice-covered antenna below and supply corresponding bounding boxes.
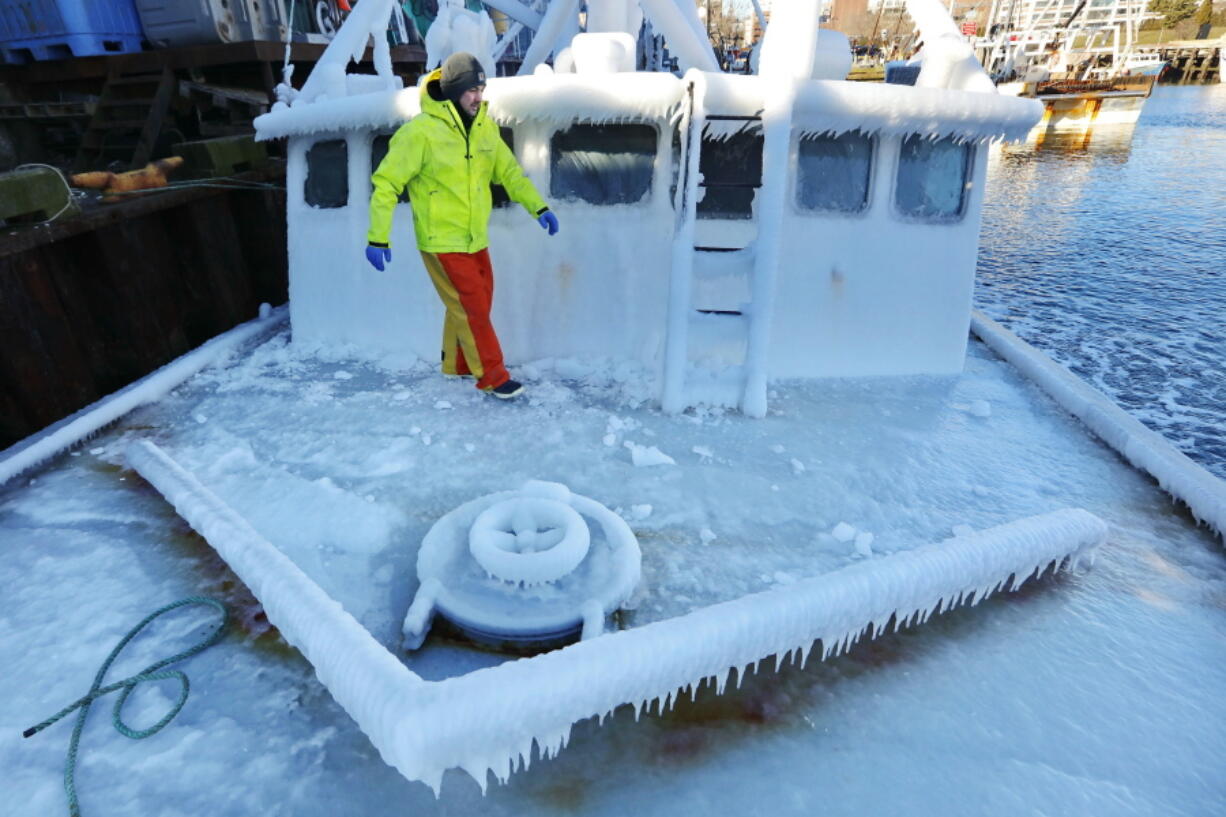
[516,0,582,74]
[637,0,721,72]
[274,0,299,109]
[518,0,720,75]
[295,0,400,105]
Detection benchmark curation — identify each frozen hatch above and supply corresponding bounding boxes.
[402,480,642,651]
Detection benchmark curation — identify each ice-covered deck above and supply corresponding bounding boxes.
[3,328,1223,815]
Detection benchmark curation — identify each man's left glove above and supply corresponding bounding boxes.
[365,244,392,271]
[537,210,559,236]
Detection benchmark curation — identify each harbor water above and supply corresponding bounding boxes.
[976,83,1226,480]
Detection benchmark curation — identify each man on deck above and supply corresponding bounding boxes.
[365,52,559,399]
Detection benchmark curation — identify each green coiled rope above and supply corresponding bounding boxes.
[22,596,228,817]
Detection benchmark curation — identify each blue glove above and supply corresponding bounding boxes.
[537,210,559,236]
[365,245,392,271]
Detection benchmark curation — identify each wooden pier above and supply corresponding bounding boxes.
[1139,41,1222,84]
[0,165,288,450]
[0,40,428,171]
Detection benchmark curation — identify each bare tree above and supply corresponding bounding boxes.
[696,0,748,66]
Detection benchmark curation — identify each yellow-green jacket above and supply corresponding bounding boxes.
[367,69,548,253]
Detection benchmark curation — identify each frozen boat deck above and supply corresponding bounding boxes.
[2,326,1223,815]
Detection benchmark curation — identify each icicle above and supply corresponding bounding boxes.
[493,753,512,785]
[798,641,813,669]
[461,761,489,794]
[422,769,444,798]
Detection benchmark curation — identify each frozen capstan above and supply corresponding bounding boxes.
[402,481,642,652]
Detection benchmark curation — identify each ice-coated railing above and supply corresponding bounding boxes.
[128,439,1107,794]
[0,307,285,488]
[972,310,1226,538]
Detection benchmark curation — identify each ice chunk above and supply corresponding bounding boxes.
[854,532,875,557]
[791,458,806,474]
[699,527,717,545]
[692,445,714,460]
[603,434,617,447]
[969,400,992,418]
[630,504,653,520]
[434,400,453,410]
[831,522,857,542]
[952,524,975,538]
[624,441,676,467]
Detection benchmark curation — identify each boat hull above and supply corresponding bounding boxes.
[998,78,1154,140]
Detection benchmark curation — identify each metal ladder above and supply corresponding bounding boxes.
[662,79,770,415]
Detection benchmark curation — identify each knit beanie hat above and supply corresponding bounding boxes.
[439,52,486,102]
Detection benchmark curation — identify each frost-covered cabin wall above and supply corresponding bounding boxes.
[266,74,684,366]
[258,64,1039,392]
[694,74,1012,378]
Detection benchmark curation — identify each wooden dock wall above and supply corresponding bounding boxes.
[1152,44,1222,84]
[0,168,287,451]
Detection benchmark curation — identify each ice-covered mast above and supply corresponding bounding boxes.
[290,0,401,105]
[517,0,720,74]
[905,0,998,91]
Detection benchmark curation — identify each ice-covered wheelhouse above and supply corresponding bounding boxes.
[254,0,1041,416]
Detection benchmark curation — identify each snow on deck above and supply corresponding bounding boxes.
[2,328,1223,815]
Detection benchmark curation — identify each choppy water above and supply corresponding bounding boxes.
[976,84,1226,480]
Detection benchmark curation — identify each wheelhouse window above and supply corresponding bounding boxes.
[370,134,409,204]
[697,120,762,219]
[894,135,973,222]
[304,139,348,209]
[795,129,874,214]
[550,123,656,205]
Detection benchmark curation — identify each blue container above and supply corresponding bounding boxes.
[884,61,922,86]
[0,0,144,63]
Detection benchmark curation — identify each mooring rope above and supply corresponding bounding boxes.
[22,596,228,817]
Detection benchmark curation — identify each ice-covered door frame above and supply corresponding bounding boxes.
[127,439,1105,794]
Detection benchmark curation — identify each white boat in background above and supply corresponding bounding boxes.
[977,0,1164,139]
[1123,51,1168,76]
[996,71,1156,141]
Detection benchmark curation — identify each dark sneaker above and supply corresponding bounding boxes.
[490,379,524,399]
